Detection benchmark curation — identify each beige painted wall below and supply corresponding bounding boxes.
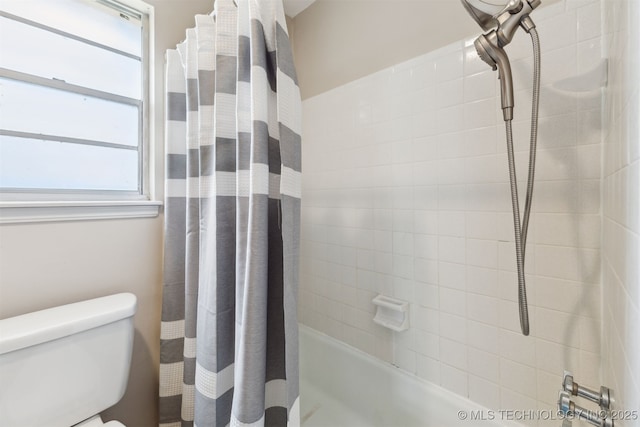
[291,0,560,100]
[0,1,211,425]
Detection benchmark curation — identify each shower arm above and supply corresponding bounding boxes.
[494,0,541,47]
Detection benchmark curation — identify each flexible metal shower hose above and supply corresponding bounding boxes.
[505,27,541,336]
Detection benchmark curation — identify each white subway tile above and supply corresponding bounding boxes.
[535,338,579,376]
[440,337,468,370]
[537,8,577,51]
[414,185,439,211]
[415,285,440,317]
[411,136,439,162]
[467,294,499,326]
[437,105,465,134]
[413,161,439,185]
[414,234,438,260]
[441,364,468,396]
[439,261,467,290]
[536,370,562,407]
[467,320,499,353]
[439,312,467,344]
[438,184,467,211]
[464,71,497,103]
[392,209,414,232]
[468,347,500,383]
[466,266,499,298]
[392,186,414,209]
[464,98,497,130]
[417,355,441,384]
[439,287,467,317]
[466,212,498,240]
[535,276,580,312]
[500,329,536,368]
[465,154,502,183]
[414,258,439,286]
[536,147,579,181]
[469,375,500,410]
[438,159,467,185]
[415,330,440,360]
[535,245,580,281]
[438,131,466,159]
[374,252,393,275]
[536,213,580,247]
[435,51,464,83]
[411,110,437,138]
[438,211,466,237]
[393,254,414,279]
[463,126,498,156]
[413,210,438,235]
[578,349,601,388]
[500,359,537,399]
[394,346,417,374]
[416,305,440,334]
[536,307,580,348]
[436,78,464,109]
[467,239,498,269]
[577,1,602,41]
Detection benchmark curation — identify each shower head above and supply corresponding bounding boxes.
[461,0,522,31]
[462,0,541,50]
[461,0,541,120]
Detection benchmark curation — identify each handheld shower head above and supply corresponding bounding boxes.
[461,0,541,120]
[475,33,514,120]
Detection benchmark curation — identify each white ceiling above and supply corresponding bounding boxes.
[283,0,316,17]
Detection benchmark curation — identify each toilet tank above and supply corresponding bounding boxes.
[0,293,137,427]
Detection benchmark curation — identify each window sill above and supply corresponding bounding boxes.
[0,200,162,224]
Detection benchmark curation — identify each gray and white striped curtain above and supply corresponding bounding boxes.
[159,0,301,425]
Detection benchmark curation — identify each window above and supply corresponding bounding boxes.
[0,0,159,222]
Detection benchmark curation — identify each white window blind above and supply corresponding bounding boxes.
[0,0,148,197]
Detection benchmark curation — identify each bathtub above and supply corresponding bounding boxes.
[299,325,521,427]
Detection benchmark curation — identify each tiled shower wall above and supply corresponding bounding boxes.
[299,0,606,418]
[602,0,640,423]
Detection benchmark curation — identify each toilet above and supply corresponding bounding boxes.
[0,293,137,427]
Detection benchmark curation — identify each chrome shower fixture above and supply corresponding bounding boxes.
[559,371,616,427]
[461,0,543,336]
[462,0,541,120]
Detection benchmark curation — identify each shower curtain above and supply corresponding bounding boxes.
[159,0,301,425]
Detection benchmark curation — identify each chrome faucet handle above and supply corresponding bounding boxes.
[558,391,614,427]
[558,390,572,415]
[563,371,612,410]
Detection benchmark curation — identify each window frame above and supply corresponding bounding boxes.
[0,0,161,223]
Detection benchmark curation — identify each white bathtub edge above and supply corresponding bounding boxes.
[300,324,525,427]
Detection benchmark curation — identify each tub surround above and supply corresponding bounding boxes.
[299,0,606,420]
[602,0,640,419]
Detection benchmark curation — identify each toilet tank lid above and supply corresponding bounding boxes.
[0,293,137,355]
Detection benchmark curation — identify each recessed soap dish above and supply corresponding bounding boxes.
[372,294,409,332]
